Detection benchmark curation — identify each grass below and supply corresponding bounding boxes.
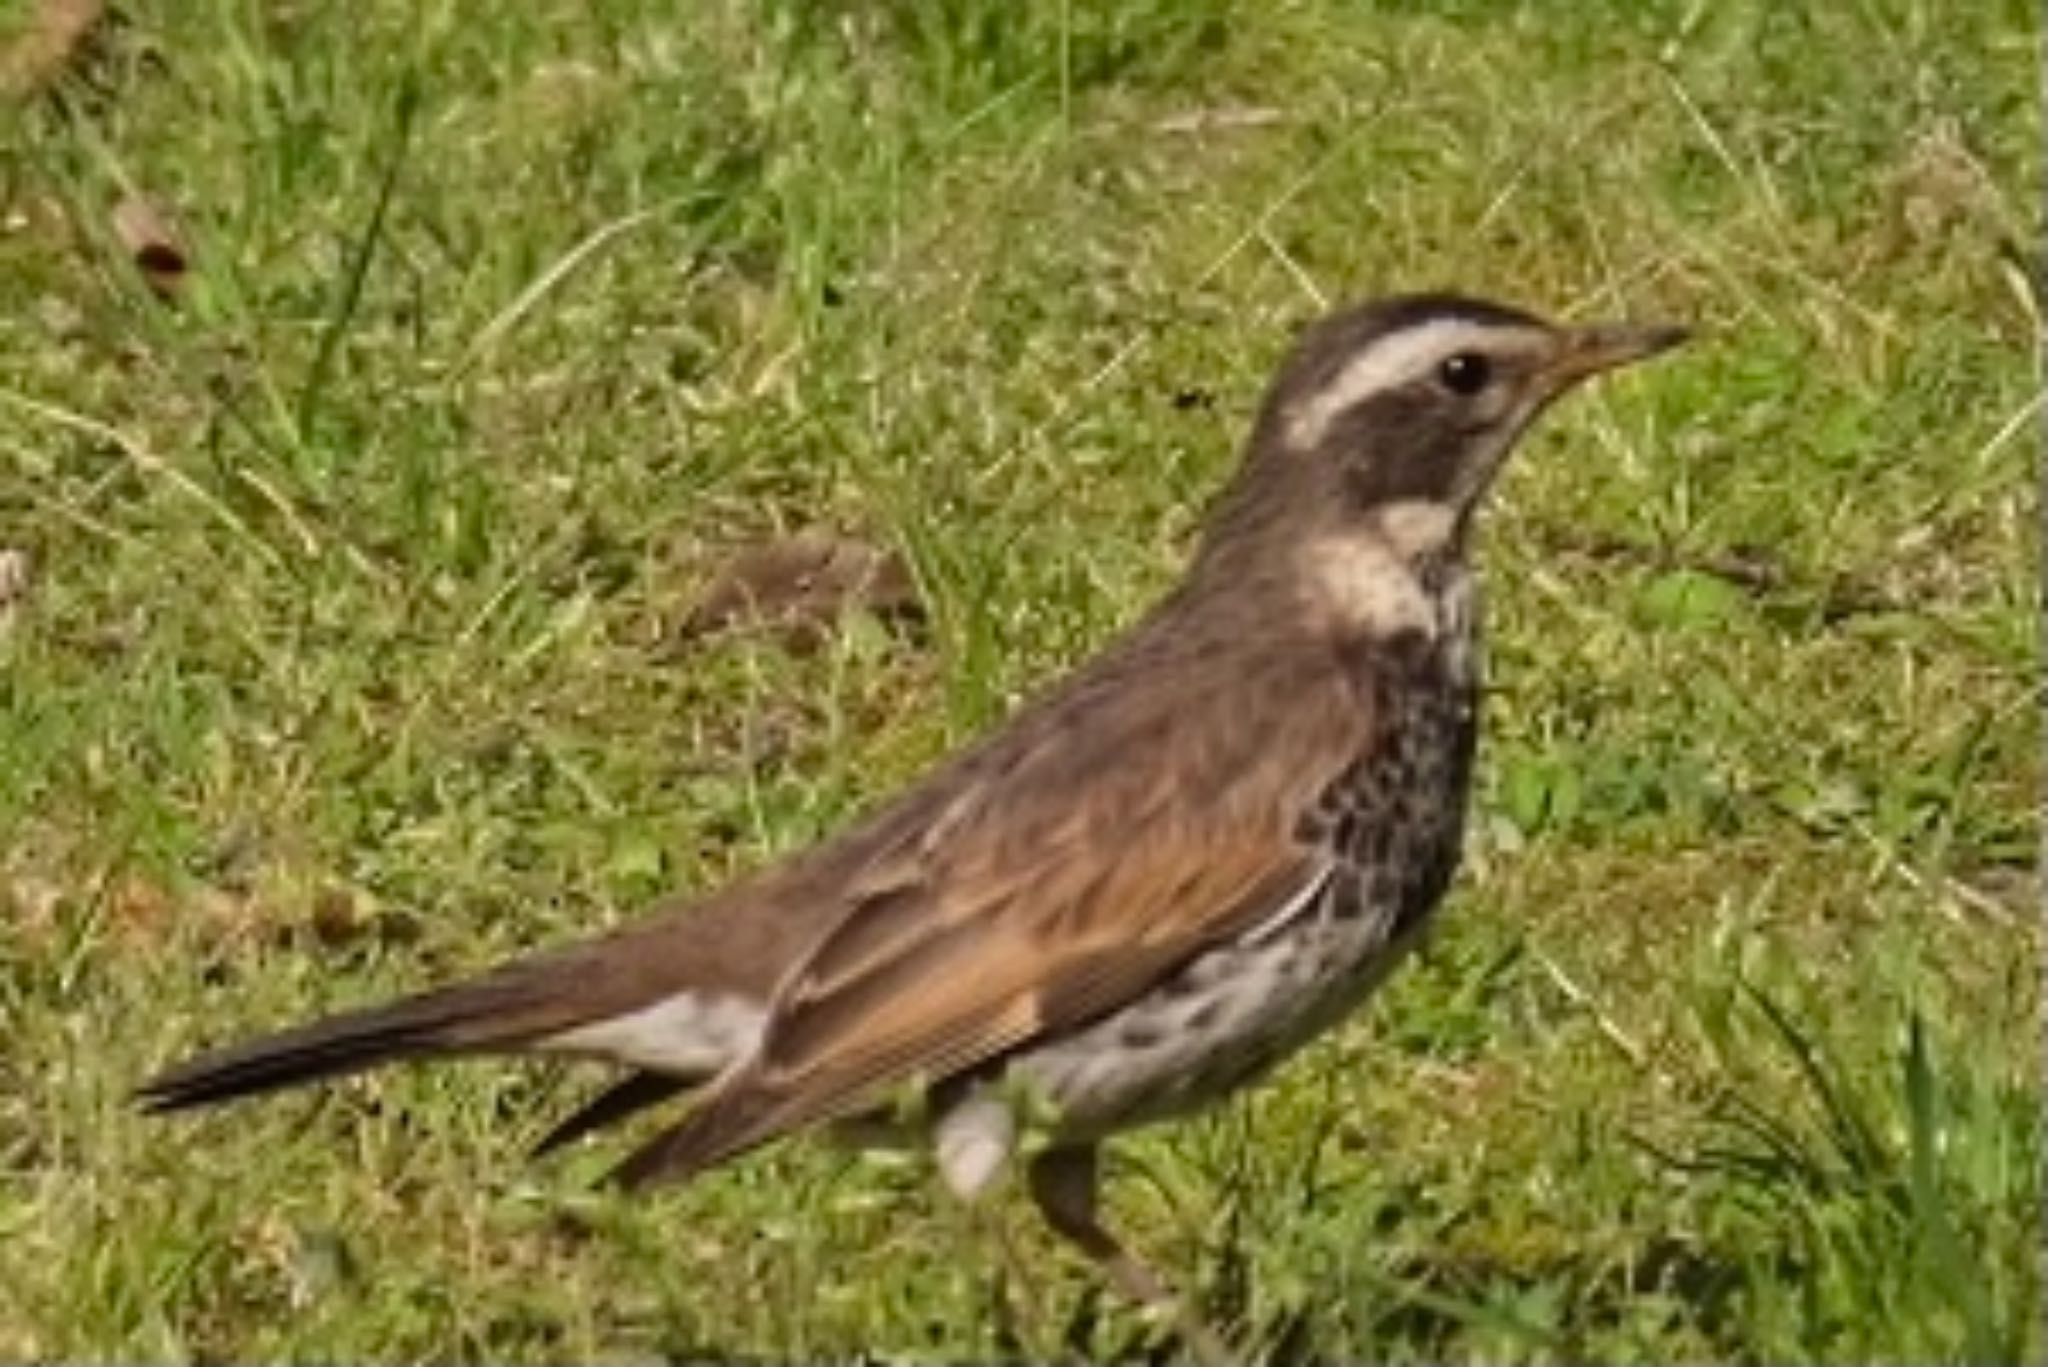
[1,0,2039,1359]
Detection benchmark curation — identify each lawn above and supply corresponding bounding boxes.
[1,0,2039,1360]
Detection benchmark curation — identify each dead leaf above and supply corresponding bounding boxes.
[301,885,420,950]
[0,0,105,100]
[1152,105,1286,136]
[1946,862,2037,924]
[307,885,360,946]
[1889,120,2000,244]
[96,870,274,951]
[0,548,30,635]
[2,873,63,946]
[111,194,190,296]
[106,872,175,943]
[679,529,922,652]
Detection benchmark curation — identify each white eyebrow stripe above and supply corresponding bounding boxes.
[1286,317,1535,450]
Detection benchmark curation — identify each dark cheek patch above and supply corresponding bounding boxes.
[1332,391,1468,506]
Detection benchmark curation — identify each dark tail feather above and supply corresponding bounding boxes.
[606,1081,791,1190]
[532,1071,697,1156]
[136,974,559,1113]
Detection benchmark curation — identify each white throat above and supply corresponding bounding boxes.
[1299,499,1468,644]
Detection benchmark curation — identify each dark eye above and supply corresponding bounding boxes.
[1437,352,1491,395]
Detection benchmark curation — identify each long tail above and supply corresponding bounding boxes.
[136,964,587,1113]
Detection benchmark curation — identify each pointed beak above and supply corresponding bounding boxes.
[1544,320,1691,390]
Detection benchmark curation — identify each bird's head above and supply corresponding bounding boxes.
[1206,293,1687,568]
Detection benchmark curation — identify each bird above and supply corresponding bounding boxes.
[138,292,1687,1359]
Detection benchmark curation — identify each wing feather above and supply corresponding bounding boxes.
[613,628,1380,1188]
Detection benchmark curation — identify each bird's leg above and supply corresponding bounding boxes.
[1026,1144,1233,1367]
[928,1088,1051,1355]
[964,1191,1047,1358]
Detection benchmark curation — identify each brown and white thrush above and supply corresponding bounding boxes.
[139,293,1687,1358]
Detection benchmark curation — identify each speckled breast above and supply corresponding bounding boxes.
[1008,586,1481,1139]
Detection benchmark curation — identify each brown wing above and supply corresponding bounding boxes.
[612,634,1375,1188]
